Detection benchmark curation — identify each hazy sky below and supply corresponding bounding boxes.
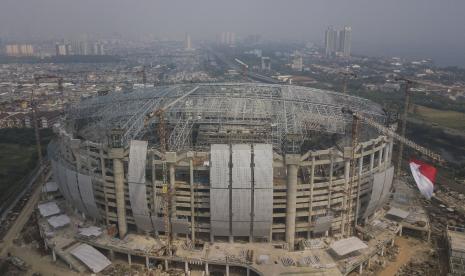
[1,0,465,66]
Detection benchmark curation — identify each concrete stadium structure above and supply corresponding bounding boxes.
[49,83,395,251]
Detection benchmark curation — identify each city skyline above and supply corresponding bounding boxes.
[0,0,464,66]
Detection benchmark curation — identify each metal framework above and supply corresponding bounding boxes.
[68,83,386,153]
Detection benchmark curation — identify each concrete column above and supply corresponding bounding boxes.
[307,156,315,239]
[189,158,195,242]
[388,140,394,164]
[399,226,403,236]
[359,263,363,274]
[169,163,176,208]
[185,261,189,274]
[226,264,230,276]
[109,249,114,261]
[370,142,375,171]
[146,256,149,268]
[205,262,209,275]
[151,153,157,214]
[110,148,127,239]
[169,163,177,239]
[327,153,334,210]
[52,249,56,262]
[380,247,384,256]
[378,149,383,168]
[285,154,300,251]
[128,254,132,265]
[165,259,169,270]
[355,151,363,226]
[99,149,110,225]
[247,267,250,276]
[383,142,389,166]
[342,158,350,236]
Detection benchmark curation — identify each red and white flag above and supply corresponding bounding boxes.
[409,159,437,199]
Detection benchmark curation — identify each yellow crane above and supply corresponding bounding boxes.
[142,86,199,254]
[342,108,444,236]
[31,75,63,179]
[339,69,357,95]
[393,76,460,176]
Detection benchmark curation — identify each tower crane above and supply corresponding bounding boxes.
[393,76,460,176]
[339,69,357,95]
[234,58,249,79]
[142,86,199,254]
[31,75,63,181]
[137,66,147,87]
[342,108,444,236]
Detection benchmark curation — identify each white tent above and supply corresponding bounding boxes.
[330,237,368,256]
[42,182,59,193]
[71,244,111,273]
[47,214,70,229]
[38,202,60,217]
[386,207,410,219]
[78,226,102,237]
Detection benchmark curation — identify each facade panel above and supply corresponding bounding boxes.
[56,163,72,203]
[127,140,153,231]
[232,144,251,189]
[210,144,229,189]
[253,144,273,189]
[363,165,394,218]
[65,168,86,213]
[77,173,100,219]
[232,189,251,236]
[253,189,273,236]
[210,188,230,236]
[252,144,273,237]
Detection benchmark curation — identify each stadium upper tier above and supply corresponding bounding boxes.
[67,83,386,153]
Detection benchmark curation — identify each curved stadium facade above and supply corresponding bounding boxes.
[49,83,394,250]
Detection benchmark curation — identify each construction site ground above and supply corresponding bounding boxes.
[378,236,434,276]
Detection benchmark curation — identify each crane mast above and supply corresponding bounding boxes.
[31,75,63,182]
[351,111,444,163]
[342,108,444,235]
[142,86,199,255]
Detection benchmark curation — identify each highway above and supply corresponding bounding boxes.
[0,165,45,222]
[0,165,50,257]
[209,48,281,84]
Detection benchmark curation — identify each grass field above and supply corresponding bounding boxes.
[0,143,37,201]
[0,128,54,205]
[412,105,465,131]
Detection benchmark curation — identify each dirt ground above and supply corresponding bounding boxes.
[8,244,81,276]
[377,237,425,276]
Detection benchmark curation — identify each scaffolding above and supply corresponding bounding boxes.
[67,83,386,153]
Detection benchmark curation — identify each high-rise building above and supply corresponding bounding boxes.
[291,52,303,71]
[325,26,352,58]
[325,26,338,57]
[70,40,89,55]
[6,44,19,56]
[185,33,192,50]
[56,44,67,56]
[339,26,352,57]
[5,44,34,56]
[92,42,105,55]
[55,42,72,56]
[219,32,236,46]
[261,57,271,71]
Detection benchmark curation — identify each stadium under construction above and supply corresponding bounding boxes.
[43,83,405,275]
